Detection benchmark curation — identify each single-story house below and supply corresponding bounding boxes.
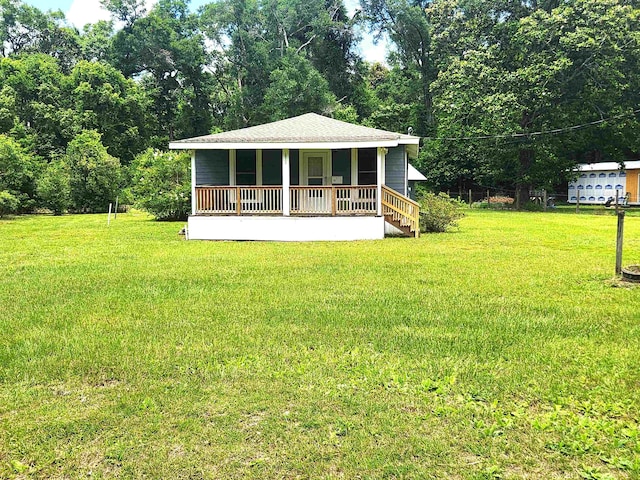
[568,161,640,205]
[169,113,421,241]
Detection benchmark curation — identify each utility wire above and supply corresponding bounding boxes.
[423,108,640,141]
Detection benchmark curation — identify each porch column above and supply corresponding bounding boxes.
[282,148,290,216]
[191,150,196,215]
[376,147,386,216]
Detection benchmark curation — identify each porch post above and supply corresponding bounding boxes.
[282,148,290,216]
[191,150,196,215]
[376,147,385,216]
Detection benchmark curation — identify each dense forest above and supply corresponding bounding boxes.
[1,0,639,216]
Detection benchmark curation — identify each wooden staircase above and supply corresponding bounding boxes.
[381,185,420,238]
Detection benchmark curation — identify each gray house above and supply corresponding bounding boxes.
[169,113,420,241]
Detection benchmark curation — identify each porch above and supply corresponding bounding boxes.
[190,184,420,240]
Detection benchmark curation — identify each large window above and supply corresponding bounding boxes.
[358,148,377,185]
[236,150,256,185]
[262,149,282,185]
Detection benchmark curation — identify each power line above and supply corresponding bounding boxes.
[423,108,640,141]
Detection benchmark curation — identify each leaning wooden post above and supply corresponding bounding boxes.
[616,210,625,275]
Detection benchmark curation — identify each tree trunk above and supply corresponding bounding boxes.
[515,148,533,210]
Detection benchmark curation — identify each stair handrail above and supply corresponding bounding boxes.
[381,185,420,237]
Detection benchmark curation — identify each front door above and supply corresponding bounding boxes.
[302,150,330,185]
[300,150,331,213]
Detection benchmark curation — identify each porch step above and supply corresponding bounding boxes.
[384,214,416,237]
[381,185,420,238]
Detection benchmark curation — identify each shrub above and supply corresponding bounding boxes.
[0,190,19,217]
[37,161,71,215]
[130,149,191,221]
[418,192,465,233]
[65,130,121,213]
[0,134,39,213]
[472,196,515,210]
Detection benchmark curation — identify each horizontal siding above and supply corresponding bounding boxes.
[195,150,229,186]
[385,145,406,195]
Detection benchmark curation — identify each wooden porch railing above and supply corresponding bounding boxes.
[290,186,377,215]
[195,186,282,214]
[381,185,420,237]
[195,186,377,216]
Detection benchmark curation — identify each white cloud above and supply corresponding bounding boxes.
[358,32,390,65]
[66,0,157,29]
[344,0,389,64]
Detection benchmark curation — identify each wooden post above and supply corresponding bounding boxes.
[487,189,490,206]
[543,190,548,212]
[236,187,241,215]
[191,151,197,215]
[282,148,290,216]
[615,189,619,213]
[376,147,384,216]
[576,194,580,214]
[616,210,625,275]
[107,203,112,226]
[331,187,336,215]
[468,189,472,206]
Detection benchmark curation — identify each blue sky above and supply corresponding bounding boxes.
[24,0,388,63]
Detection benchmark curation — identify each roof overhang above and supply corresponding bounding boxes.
[576,161,640,171]
[170,138,420,156]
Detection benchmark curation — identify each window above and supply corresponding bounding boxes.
[236,150,256,185]
[262,149,282,185]
[358,148,377,185]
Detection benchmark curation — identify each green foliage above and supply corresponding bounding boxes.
[64,130,121,213]
[428,0,640,203]
[130,148,190,220]
[66,60,151,164]
[260,54,336,121]
[418,191,465,233]
[37,160,70,215]
[0,133,39,211]
[0,189,18,217]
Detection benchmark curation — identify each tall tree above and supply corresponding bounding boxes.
[200,0,363,128]
[360,0,435,136]
[425,0,640,205]
[106,0,213,141]
[65,60,152,164]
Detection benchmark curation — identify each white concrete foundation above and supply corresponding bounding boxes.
[188,215,385,241]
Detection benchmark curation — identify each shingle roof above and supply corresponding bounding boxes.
[171,113,418,144]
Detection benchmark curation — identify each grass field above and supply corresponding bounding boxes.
[1,210,639,479]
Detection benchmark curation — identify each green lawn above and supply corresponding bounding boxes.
[1,210,639,479]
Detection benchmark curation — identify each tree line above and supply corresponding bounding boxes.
[0,0,638,216]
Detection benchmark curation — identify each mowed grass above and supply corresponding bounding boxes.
[1,210,639,479]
